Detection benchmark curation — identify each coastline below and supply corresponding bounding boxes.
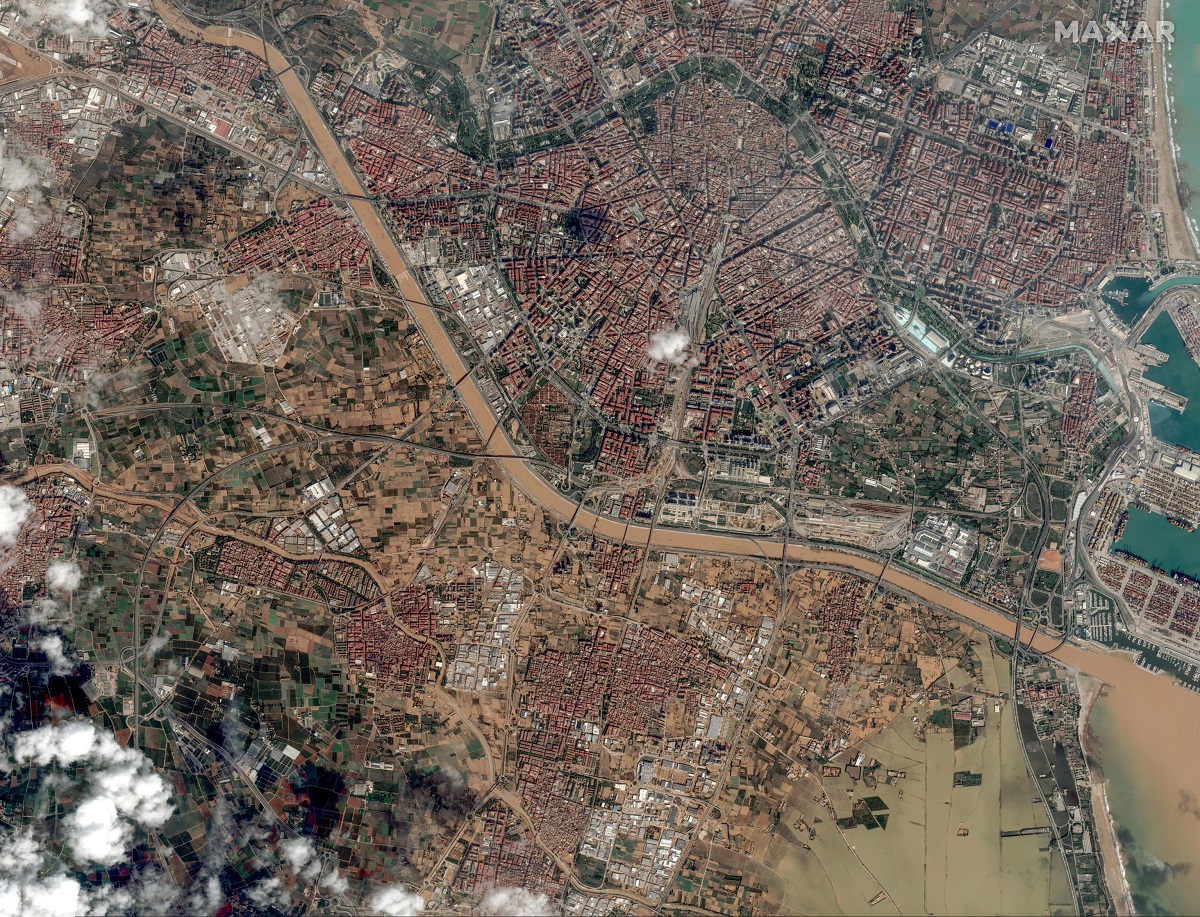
[1063,642,1200,914]
[1077,673,1134,917]
[1150,0,1200,260]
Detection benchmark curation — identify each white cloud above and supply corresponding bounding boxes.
[224,273,287,315]
[90,748,174,826]
[25,598,63,626]
[33,634,74,675]
[119,874,183,916]
[0,830,90,917]
[17,0,115,38]
[0,826,183,916]
[143,633,170,658]
[6,202,47,241]
[370,886,425,916]
[0,485,31,549]
[0,142,49,242]
[282,836,348,897]
[0,142,40,192]
[647,327,695,365]
[207,273,299,365]
[10,719,96,766]
[46,560,82,596]
[281,836,316,871]
[0,291,47,325]
[8,720,173,864]
[0,721,208,914]
[177,800,234,916]
[321,868,349,896]
[183,874,222,917]
[478,887,559,916]
[65,796,131,864]
[243,877,282,909]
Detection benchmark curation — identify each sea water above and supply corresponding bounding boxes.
[1090,695,1200,916]
[1112,506,1200,579]
[1141,311,1200,452]
[1168,1,1200,250]
[1100,275,1200,326]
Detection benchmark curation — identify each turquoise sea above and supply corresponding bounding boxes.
[1112,506,1200,580]
[1142,311,1200,452]
[1170,1,1200,245]
[1101,275,1200,325]
[1101,276,1155,325]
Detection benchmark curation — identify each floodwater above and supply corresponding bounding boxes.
[771,648,1069,915]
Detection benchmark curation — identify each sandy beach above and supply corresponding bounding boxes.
[1149,0,1200,260]
[1077,674,1133,917]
